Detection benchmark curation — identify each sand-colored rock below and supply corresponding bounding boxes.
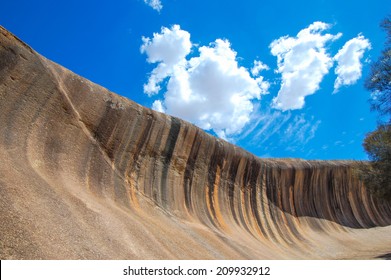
[0,26,390,259]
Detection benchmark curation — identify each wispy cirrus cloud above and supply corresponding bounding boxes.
[283,114,321,146]
[241,109,321,155]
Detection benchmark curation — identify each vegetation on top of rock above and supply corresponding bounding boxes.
[357,15,391,201]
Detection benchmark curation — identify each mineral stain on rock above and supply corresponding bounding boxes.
[0,26,391,259]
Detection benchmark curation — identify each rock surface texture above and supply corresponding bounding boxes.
[1,26,391,259]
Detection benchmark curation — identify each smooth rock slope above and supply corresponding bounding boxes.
[1,26,391,259]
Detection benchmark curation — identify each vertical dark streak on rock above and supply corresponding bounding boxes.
[249,158,260,190]
[241,157,262,238]
[338,168,360,228]
[236,159,255,238]
[131,113,153,169]
[91,105,132,204]
[134,114,156,197]
[250,163,268,239]
[207,141,224,225]
[228,155,241,225]
[92,104,121,161]
[160,116,181,207]
[270,167,294,245]
[263,166,278,241]
[284,169,302,241]
[121,112,143,176]
[150,118,165,196]
[115,110,139,175]
[327,169,338,224]
[184,130,201,213]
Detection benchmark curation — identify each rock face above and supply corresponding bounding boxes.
[1,26,391,259]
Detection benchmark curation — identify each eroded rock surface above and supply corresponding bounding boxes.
[1,26,391,259]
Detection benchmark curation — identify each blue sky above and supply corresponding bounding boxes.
[1,0,390,160]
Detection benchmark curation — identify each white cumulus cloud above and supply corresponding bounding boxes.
[333,34,371,92]
[144,0,163,12]
[251,60,269,76]
[141,25,269,139]
[140,25,191,96]
[270,21,342,111]
[152,100,165,112]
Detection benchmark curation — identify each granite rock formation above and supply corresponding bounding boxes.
[1,26,391,259]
